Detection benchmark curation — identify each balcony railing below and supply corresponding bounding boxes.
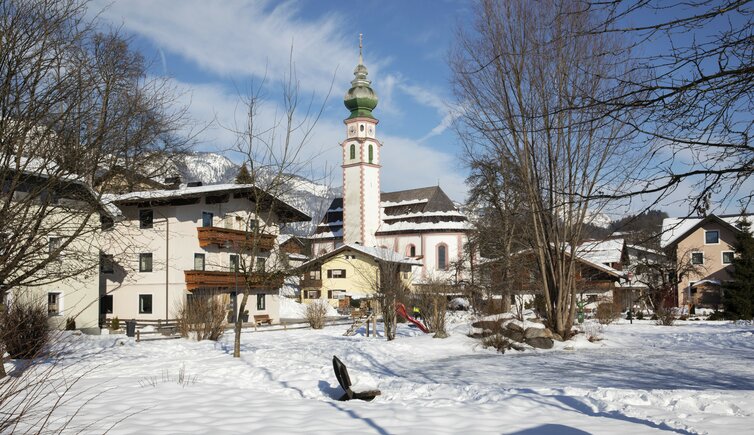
[300,277,322,288]
[184,270,284,291]
[197,227,276,251]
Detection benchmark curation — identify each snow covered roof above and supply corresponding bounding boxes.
[313,185,469,239]
[576,239,624,265]
[299,243,423,269]
[107,183,310,223]
[661,214,752,247]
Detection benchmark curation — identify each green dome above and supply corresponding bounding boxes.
[344,62,378,119]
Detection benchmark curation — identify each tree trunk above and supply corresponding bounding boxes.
[233,291,250,358]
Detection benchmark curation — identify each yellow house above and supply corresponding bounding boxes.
[299,244,421,308]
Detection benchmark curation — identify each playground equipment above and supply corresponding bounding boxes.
[344,312,377,337]
[395,303,429,333]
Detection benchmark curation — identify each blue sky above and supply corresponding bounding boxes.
[91,0,473,201]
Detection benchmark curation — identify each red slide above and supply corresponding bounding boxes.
[395,303,429,333]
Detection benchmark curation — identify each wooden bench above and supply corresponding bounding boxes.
[254,314,272,326]
[332,355,381,401]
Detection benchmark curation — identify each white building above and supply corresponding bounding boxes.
[101,183,310,324]
[310,45,472,287]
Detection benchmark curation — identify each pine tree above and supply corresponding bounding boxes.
[723,217,754,319]
[235,163,253,184]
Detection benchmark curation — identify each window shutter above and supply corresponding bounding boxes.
[327,290,333,299]
[327,270,333,278]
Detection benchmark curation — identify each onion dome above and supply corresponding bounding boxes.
[344,35,378,119]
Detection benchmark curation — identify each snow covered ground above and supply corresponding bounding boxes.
[8,318,754,434]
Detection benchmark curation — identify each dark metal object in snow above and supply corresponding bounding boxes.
[332,355,381,401]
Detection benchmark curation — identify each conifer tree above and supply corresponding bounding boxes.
[723,217,754,319]
[235,162,253,184]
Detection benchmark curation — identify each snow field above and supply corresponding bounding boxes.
[9,318,754,434]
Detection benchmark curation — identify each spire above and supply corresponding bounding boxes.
[359,33,363,65]
[344,33,378,119]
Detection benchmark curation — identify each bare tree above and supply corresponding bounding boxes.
[452,0,638,338]
[223,49,333,358]
[582,0,754,211]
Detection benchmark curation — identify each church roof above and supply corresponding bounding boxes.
[311,185,470,240]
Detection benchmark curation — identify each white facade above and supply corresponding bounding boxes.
[342,117,381,247]
[101,185,306,324]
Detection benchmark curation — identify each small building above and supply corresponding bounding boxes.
[661,213,752,308]
[298,243,421,309]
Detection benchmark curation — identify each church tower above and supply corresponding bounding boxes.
[342,35,381,246]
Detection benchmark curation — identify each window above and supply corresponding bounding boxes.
[48,292,60,316]
[705,230,719,244]
[247,219,258,232]
[49,237,63,255]
[139,209,153,229]
[350,144,355,160]
[691,252,704,265]
[308,270,321,280]
[229,254,239,272]
[368,144,373,163]
[194,253,205,271]
[139,294,153,314]
[722,251,734,265]
[101,215,114,230]
[327,290,346,300]
[437,244,448,270]
[100,295,113,315]
[305,290,321,299]
[327,269,346,278]
[100,254,114,273]
[255,257,266,272]
[406,244,416,257]
[139,253,153,272]
[344,254,356,260]
[257,294,266,310]
[202,211,213,227]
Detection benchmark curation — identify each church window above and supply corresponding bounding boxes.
[406,244,416,257]
[368,145,373,163]
[437,244,448,270]
[350,144,355,160]
[360,124,365,132]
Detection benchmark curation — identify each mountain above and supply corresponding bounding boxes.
[172,152,339,236]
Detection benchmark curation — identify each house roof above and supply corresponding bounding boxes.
[299,243,423,269]
[576,238,624,265]
[481,246,624,279]
[105,183,311,223]
[660,214,752,247]
[312,185,469,239]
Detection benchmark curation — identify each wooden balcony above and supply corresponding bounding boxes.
[184,270,284,291]
[197,226,276,251]
[576,280,616,292]
[300,277,322,288]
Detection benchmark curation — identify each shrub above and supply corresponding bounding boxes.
[305,300,329,329]
[65,317,76,331]
[707,310,737,321]
[110,316,120,331]
[654,308,676,326]
[595,300,620,325]
[0,299,50,359]
[481,333,524,353]
[176,295,226,341]
[582,321,604,342]
[414,281,449,338]
[636,311,644,320]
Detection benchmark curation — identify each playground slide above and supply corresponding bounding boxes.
[395,303,429,333]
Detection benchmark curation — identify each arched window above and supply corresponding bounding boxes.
[437,244,448,270]
[349,144,355,160]
[368,144,373,163]
[406,244,416,257]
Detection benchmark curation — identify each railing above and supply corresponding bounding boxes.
[576,280,616,291]
[184,270,284,291]
[300,277,322,288]
[196,227,276,251]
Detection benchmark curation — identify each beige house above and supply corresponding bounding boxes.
[101,183,309,325]
[661,214,751,308]
[298,244,421,309]
[3,168,115,334]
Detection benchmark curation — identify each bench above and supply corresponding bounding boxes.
[332,355,381,401]
[254,314,272,326]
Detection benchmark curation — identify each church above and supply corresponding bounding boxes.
[310,42,472,287]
